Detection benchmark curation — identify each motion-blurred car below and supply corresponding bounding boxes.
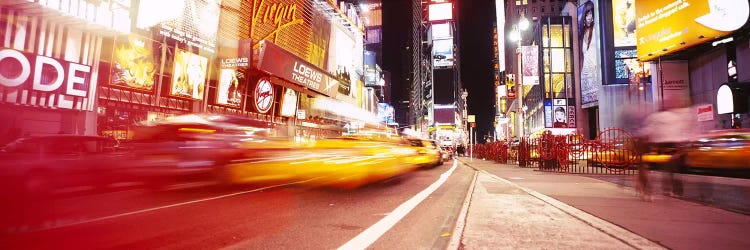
[222,135,422,189]
[406,138,443,168]
[677,130,750,170]
[118,114,274,187]
[440,147,454,161]
[589,143,638,167]
[0,135,120,196]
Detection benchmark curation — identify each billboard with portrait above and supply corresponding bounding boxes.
[170,49,208,99]
[578,0,602,107]
[110,35,157,91]
[521,45,539,85]
[216,68,245,106]
[552,106,568,128]
[279,88,298,117]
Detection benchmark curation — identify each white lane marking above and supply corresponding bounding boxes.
[447,169,478,250]
[471,166,664,250]
[29,178,321,232]
[337,160,459,250]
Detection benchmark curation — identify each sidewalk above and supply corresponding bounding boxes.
[456,157,750,250]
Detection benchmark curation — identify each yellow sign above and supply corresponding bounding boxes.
[636,0,749,61]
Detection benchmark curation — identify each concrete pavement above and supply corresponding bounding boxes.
[455,157,750,250]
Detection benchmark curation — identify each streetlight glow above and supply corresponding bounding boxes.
[509,29,521,42]
[518,15,530,31]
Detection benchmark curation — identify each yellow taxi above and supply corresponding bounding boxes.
[405,138,444,168]
[220,135,422,189]
[679,130,750,170]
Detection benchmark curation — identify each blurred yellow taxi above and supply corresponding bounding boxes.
[220,135,422,189]
[680,130,750,169]
[405,138,444,168]
[590,143,637,167]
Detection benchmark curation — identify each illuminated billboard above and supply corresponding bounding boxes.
[432,23,451,39]
[377,103,395,124]
[428,3,453,21]
[612,0,636,47]
[433,39,454,68]
[279,88,298,117]
[249,0,331,68]
[110,35,157,91]
[0,47,93,110]
[328,22,363,96]
[578,0,602,107]
[136,0,221,53]
[216,68,245,107]
[521,45,539,85]
[636,0,749,61]
[495,0,505,73]
[170,49,208,100]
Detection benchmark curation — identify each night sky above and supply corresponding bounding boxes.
[383,1,495,143]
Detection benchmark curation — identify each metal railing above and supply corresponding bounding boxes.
[472,128,639,175]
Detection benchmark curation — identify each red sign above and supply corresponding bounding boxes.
[696,104,714,122]
[254,78,274,114]
[0,48,91,97]
[0,47,93,111]
[567,105,576,128]
[256,41,339,97]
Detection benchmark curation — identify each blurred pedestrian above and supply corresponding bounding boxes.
[620,104,652,201]
[640,108,694,198]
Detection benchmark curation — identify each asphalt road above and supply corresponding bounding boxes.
[0,160,473,249]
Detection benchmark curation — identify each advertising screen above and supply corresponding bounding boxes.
[521,45,539,85]
[428,3,453,21]
[434,69,455,104]
[433,39,454,68]
[612,0,636,47]
[432,23,451,39]
[578,0,602,107]
[495,0,505,73]
[170,49,208,100]
[377,103,394,124]
[636,0,749,61]
[216,39,251,107]
[136,0,222,53]
[366,27,382,44]
[328,23,363,96]
[110,35,157,91]
[216,68,245,106]
[280,88,298,117]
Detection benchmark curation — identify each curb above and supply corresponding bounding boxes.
[458,159,665,250]
[446,170,477,250]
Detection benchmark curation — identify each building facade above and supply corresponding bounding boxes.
[0,0,381,145]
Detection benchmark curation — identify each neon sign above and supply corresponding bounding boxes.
[255,78,274,113]
[252,0,305,49]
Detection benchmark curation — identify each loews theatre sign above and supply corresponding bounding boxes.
[0,48,93,110]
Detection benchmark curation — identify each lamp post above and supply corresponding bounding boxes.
[510,13,529,138]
